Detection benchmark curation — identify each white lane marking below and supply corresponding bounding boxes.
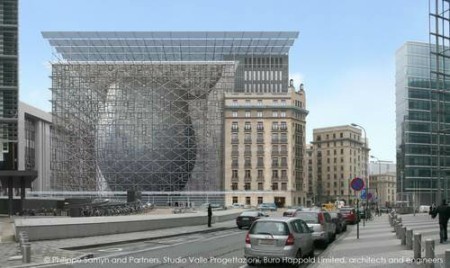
[98,248,123,252]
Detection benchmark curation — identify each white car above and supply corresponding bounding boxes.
[232,203,245,208]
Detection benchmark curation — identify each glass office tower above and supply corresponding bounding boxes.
[0,0,19,175]
[396,41,450,204]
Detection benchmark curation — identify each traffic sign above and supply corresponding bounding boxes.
[351,177,365,191]
[360,189,366,199]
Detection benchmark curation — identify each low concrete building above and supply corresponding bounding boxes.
[17,102,52,192]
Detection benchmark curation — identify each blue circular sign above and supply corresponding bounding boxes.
[351,177,365,191]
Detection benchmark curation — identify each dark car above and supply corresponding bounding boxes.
[283,207,303,217]
[339,207,359,225]
[236,211,267,229]
[329,211,347,233]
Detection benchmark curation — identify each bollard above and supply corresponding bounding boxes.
[406,229,413,250]
[22,243,31,263]
[445,249,450,268]
[396,224,403,239]
[389,215,393,226]
[401,226,407,245]
[398,217,402,224]
[425,239,434,268]
[414,233,421,259]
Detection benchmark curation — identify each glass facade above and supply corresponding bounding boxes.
[396,41,450,204]
[0,0,18,171]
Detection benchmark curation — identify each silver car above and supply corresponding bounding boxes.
[292,211,336,248]
[244,217,314,266]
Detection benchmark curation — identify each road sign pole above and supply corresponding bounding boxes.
[357,198,360,239]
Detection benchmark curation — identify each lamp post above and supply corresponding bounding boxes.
[351,123,369,225]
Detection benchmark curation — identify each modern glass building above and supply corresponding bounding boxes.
[396,41,450,204]
[42,31,299,193]
[0,0,19,175]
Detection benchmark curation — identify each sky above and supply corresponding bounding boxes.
[18,0,430,162]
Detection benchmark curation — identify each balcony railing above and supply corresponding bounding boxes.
[244,163,252,168]
[244,150,252,156]
[231,139,239,144]
[231,163,239,168]
[271,150,280,156]
[244,139,252,144]
[257,138,264,143]
[280,138,288,143]
[272,163,279,168]
[256,162,264,168]
[231,176,239,182]
[280,126,288,131]
[271,138,279,144]
[231,151,239,156]
[257,149,264,155]
[280,150,288,155]
[244,176,252,182]
[257,127,264,132]
[231,127,239,132]
[280,163,288,168]
[244,127,252,132]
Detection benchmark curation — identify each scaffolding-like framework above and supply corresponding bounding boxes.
[42,31,298,194]
[429,0,450,203]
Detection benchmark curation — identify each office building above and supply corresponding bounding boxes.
[18,102,52,192]
[395,41,450,204]
[0,0,19,172]
[311,125,369,206]
[223,81,308,207]
[42,31,299,196]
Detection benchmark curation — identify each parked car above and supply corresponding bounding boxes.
[257,203,277,211]
[329,211,347,233]
[244,217,314,265]
[292,211,336,248]
[339,207,359,224]
[236,211,267,229]
[283,207,303,217]
[231,203,245,209]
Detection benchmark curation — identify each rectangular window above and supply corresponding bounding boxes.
[258,183,263,191]
[257,111,263,117]
[245,111,251,117]
[232,111,238,117]
[272,183,279,191]
[281,183,287,190]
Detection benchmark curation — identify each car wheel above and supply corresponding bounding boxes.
[246,257,257,266]
[290,249,302,267]
[237,226,242,229]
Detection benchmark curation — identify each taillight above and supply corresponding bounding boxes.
[318,213,325,224]
[285,233,295,245]
[245,233,251,244]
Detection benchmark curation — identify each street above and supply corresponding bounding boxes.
[44,226,333,268]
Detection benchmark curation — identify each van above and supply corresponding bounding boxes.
[419,205,430,213]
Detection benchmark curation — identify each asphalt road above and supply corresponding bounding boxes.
[43,210,348,268]
[52,227,331,268]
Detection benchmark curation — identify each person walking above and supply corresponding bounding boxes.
[431,199,450,243]
[207,204,212,227]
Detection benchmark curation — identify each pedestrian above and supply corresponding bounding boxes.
[431,199,450,243]
[207,204,212,227]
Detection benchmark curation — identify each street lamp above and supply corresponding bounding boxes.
[351,123,369,225]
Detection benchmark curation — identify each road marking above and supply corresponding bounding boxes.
[98,248,123,252]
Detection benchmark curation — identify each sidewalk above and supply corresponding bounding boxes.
[311,214,423,268]
[0,219,236,268]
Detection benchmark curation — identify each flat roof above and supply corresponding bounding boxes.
[42,31,299,61]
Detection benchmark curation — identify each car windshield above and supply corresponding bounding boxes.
[240,211,259,217]
[293,212,319,223]
[249,221,289,236]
